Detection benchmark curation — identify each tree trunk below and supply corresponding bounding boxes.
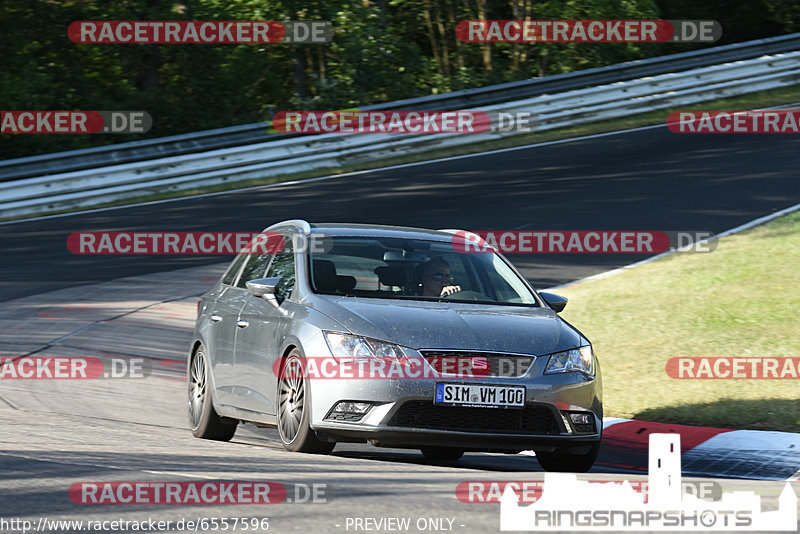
[511,0,520,71]
[476,0,492,72]
[422,1,443,75]
[449,1,464,70]
[434,1,450,77]
[135,0,165,91]
[317,46,326,84]
[306,48,316,96]
[377,0,387,30]
[293,47,308,99]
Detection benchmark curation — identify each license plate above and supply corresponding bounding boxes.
[434,383,525,409]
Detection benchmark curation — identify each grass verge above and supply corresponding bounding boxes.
[557,211,800,432]
[3,84,799,222]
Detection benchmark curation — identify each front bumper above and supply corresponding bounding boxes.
[307,363,602,451]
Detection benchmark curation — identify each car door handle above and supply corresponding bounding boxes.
[236,320,249,328]
[210,314,222,323]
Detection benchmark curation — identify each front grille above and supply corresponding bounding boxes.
[388,401,560,435]
[325,412,365,422]
[420,350,535,378]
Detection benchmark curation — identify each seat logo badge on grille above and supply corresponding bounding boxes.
[472,356,490,371]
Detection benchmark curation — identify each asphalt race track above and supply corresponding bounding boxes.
[1,126,799,533]
[0,126,798,300]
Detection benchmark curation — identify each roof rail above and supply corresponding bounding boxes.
[265,219,312,234]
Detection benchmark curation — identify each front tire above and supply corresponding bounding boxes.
[188,345,237,441]
[277,349,335,454]
[534,441,600,472]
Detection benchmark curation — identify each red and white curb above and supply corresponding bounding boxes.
[598,418,800,481]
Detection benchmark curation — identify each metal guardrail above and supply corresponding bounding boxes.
[1,48,799,218]
[2,32,800,182]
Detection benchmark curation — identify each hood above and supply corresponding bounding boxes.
[308,295,586,356]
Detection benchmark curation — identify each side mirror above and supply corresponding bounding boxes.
[246,277,281,301]
[539,292,568,313]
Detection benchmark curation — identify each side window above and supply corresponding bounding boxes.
[265,236,295,303]
[441,253,473,292]
[484,269,517,301]
[221,253,248,286]
[236,252,273,289]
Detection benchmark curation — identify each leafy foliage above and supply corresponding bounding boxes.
[0,0,794,159]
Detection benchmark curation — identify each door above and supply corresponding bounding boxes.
[233,235,296,414]
[217,248,275,408]
[203,253,248,406]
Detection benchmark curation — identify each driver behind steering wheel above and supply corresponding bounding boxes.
[418,257,461,297]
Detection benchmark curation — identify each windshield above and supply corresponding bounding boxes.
[308,236,539,306]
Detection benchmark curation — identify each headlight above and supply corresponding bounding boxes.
[323,332,406,363]
[544,346,594,376]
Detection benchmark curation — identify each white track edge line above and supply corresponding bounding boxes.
[544,201,800,291]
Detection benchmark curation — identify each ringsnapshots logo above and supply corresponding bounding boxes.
[500,434,797,531]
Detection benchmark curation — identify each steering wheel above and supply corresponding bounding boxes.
[440,290,491,301]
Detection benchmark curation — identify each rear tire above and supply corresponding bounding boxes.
[421,447,464,462]
[188,345,237,441]
[277,349,335,454]
[534,441,600,473]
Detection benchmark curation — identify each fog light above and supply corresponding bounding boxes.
[560,413,573,434]
[569,412,592,425]
[332,401,371,414]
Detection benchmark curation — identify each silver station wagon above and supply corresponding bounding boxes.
[188,220,602,471]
